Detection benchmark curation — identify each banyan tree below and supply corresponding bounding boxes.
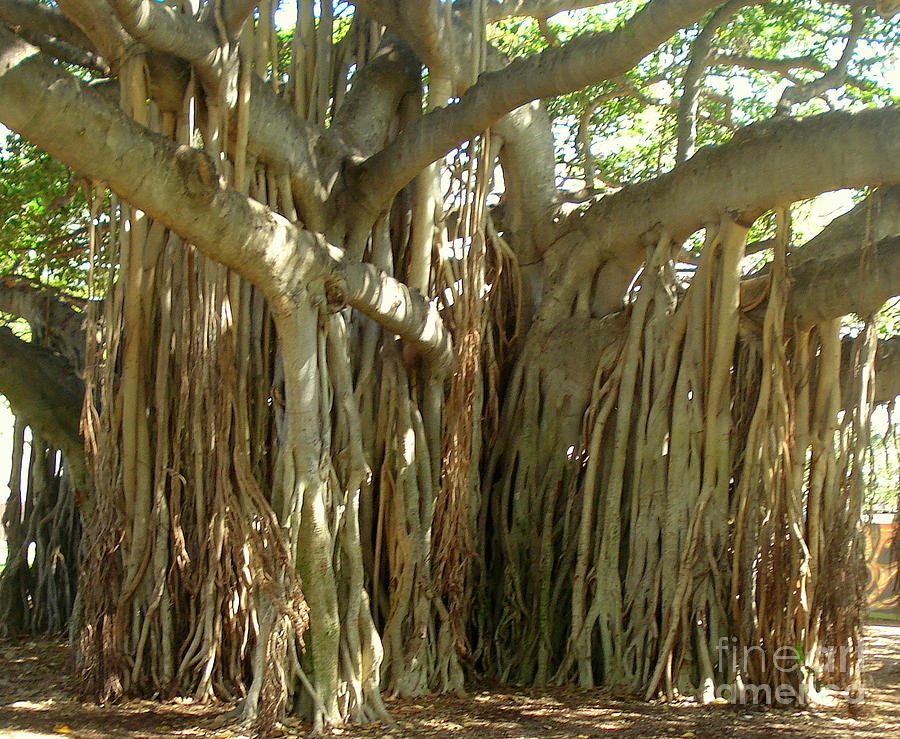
[0,0,899,732]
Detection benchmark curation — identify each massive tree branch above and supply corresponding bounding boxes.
[740,186,899,324]
[0,278,86,367]
[327,263,452,372]
[340,0,721,222]
[793,186,900,265]
[739,185,900,283]
[0,30,314,298]
[788,236,900,328]
[0,327,85,487]
[0,279,81,331]
[0,30,451,373]
[744,229,900,403]
[547,108,900,318]
[0,0,92,49]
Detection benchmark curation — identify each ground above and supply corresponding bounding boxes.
[0,622,898,738]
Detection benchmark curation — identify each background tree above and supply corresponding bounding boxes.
[0,134,93,637]
[0,0,898,732]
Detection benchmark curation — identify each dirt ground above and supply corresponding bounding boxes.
[1,622,898,738]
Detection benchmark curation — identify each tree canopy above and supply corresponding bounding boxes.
[0,0,898,733]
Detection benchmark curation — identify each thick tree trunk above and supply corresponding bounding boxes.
[1,1,899,728]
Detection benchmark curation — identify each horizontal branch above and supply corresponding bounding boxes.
[788,235,900,328]
[0,277,86,366]
[556,107,900,296]
[831,333,900,408]
[342,0,720,221]
[0,30,451,372]
[0,0,92,49]
[739,185,899,327]
[14,25,108,72]
[794,185,900,264]
[0,327,85,485]
[739,185,900,284]
[743,232,900,403]
[328,263,452,374]
[539,108,900,320]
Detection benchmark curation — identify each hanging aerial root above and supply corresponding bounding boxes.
[433,132,493,676]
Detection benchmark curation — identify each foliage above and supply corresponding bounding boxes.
[0,135,91,288]
[489,2,899,191]
[0,0,898,728]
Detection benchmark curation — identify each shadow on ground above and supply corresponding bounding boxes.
[1,622,898,738]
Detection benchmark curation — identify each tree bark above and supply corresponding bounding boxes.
[543,109,900,321]
[0,327,85,489]
[0,30,451,372]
